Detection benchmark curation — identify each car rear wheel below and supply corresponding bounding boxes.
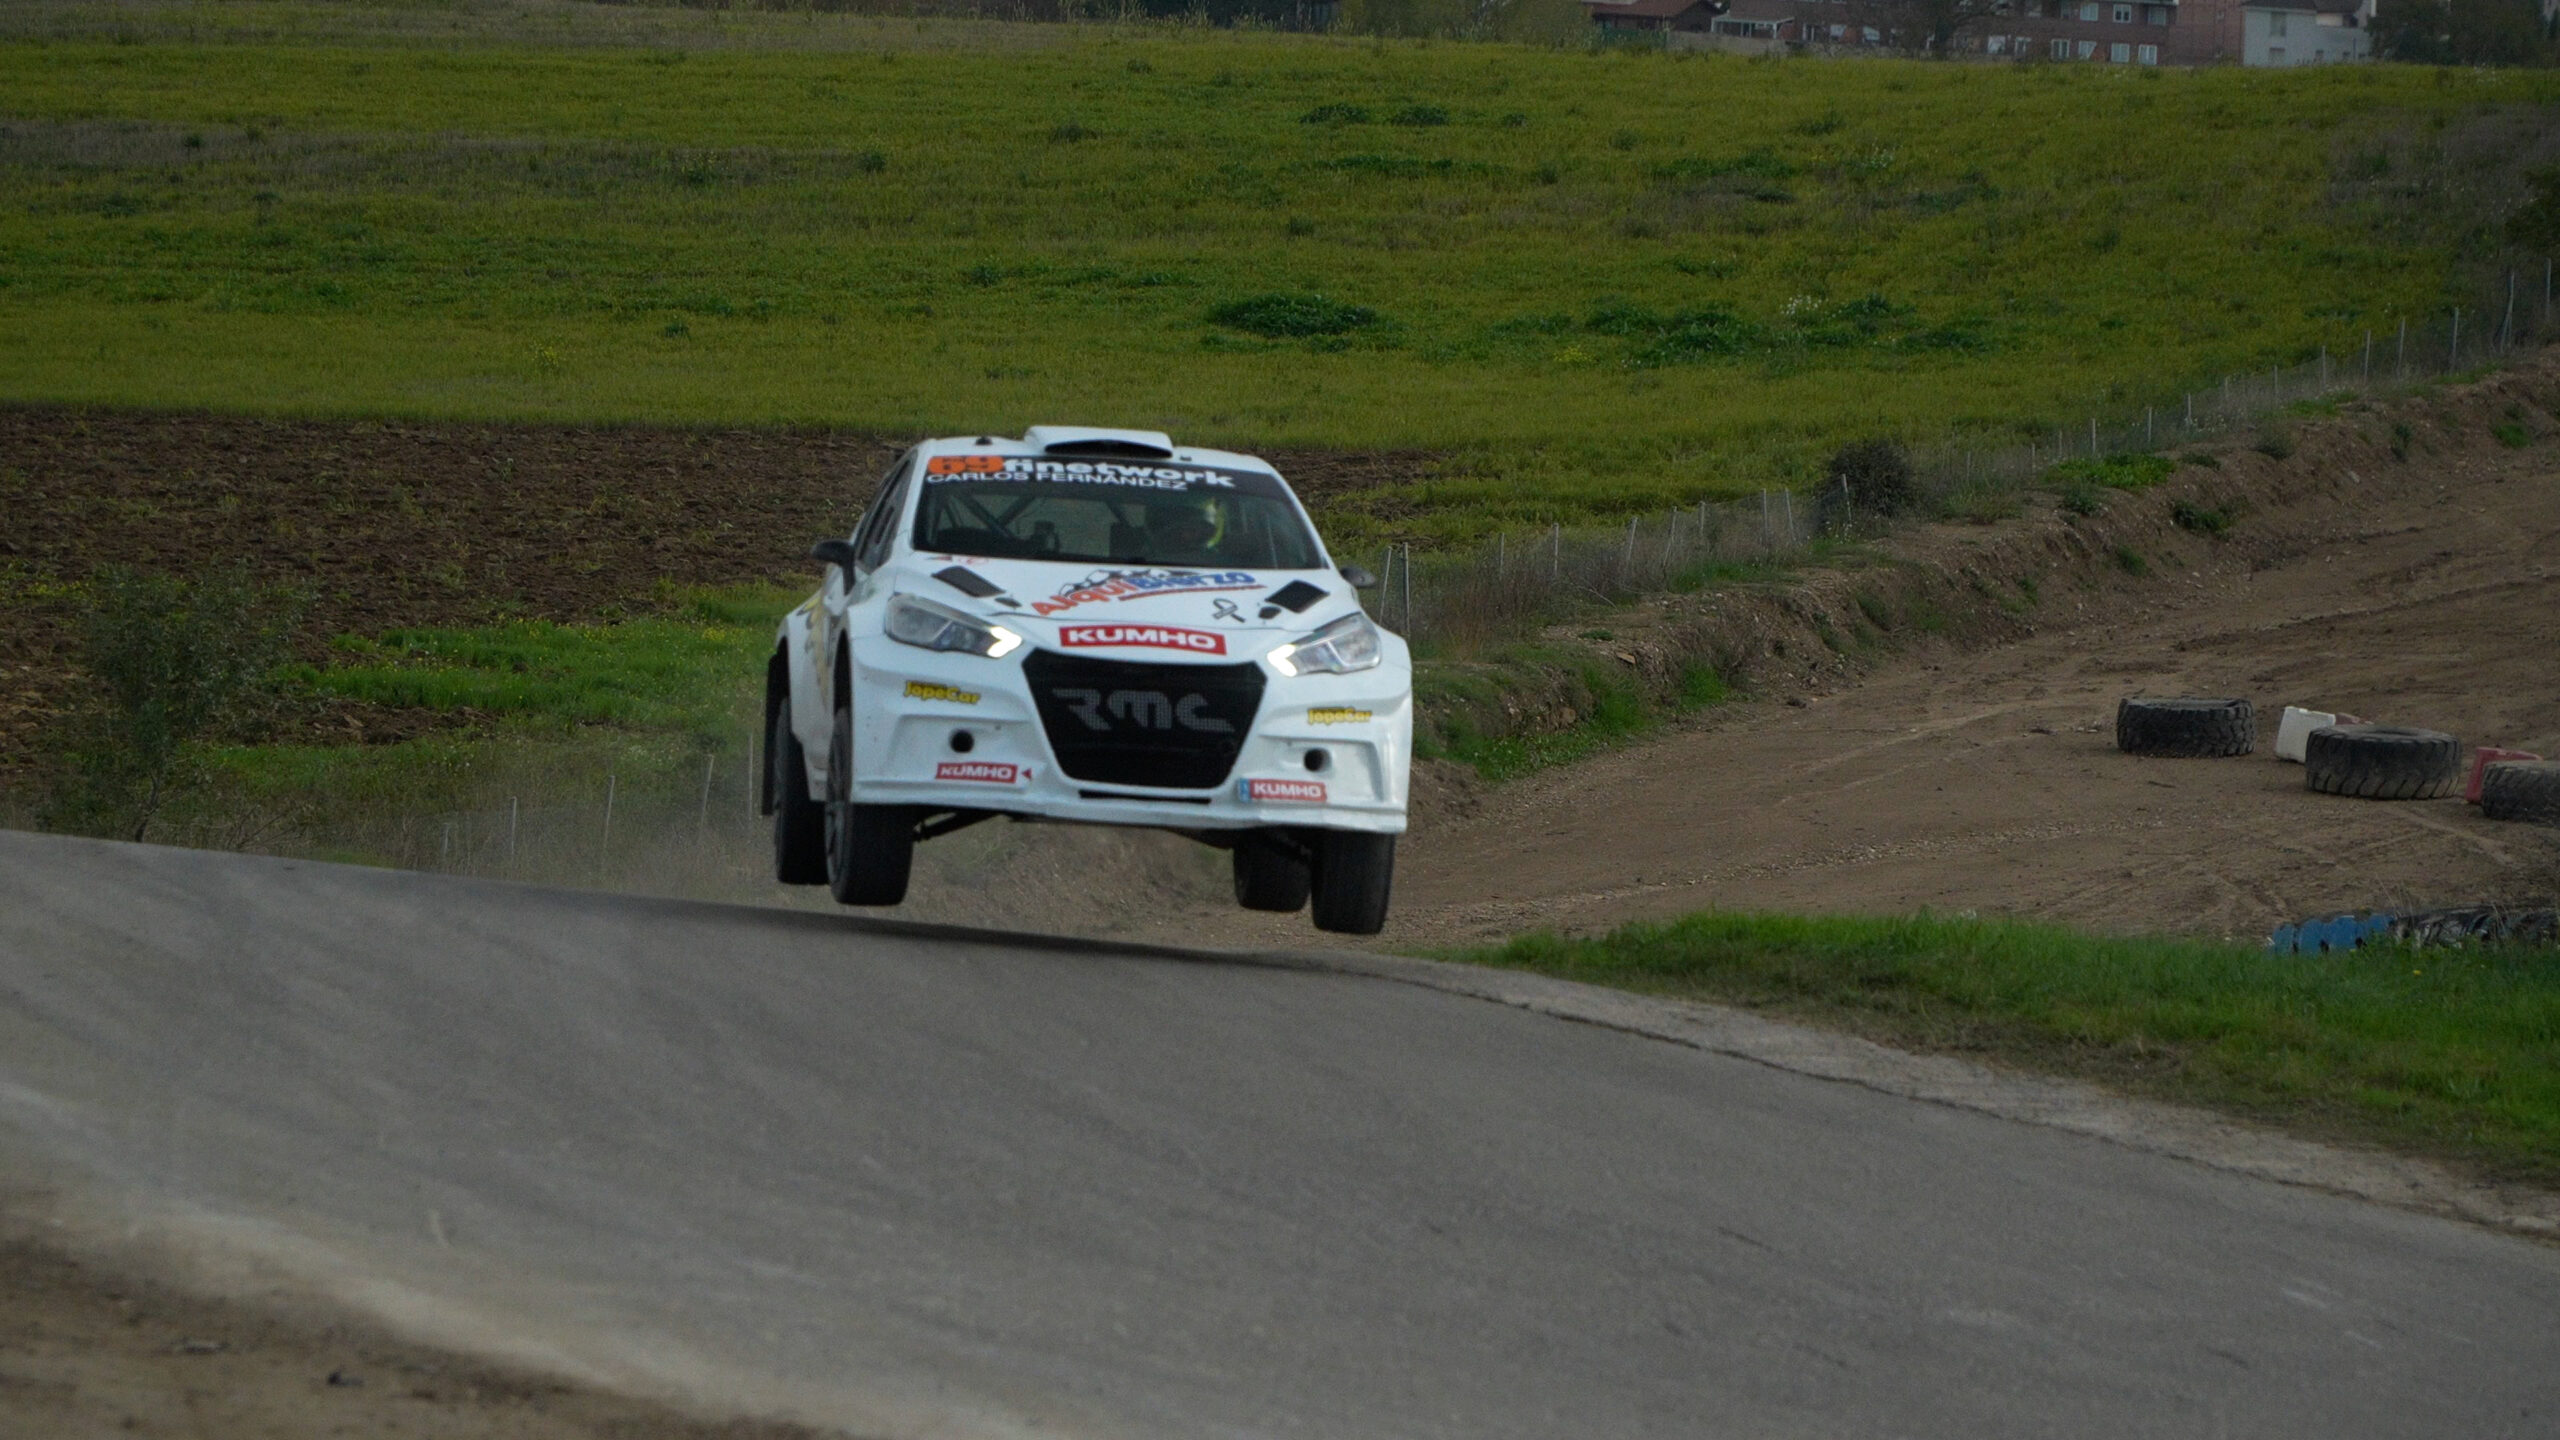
[1233,831,1311,913]
[1311,831,1395,936]
[769,697,827,886]
[827,696,914,906]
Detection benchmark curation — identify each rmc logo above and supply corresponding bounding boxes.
[1053,688,1235,735]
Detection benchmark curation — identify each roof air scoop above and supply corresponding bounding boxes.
[1023,425,1177,460]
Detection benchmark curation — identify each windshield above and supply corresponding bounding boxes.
[912,457,1325,570]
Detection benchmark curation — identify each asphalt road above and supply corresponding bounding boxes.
[0,830,2554,1439]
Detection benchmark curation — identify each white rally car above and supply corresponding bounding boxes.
[762,426,1411,934]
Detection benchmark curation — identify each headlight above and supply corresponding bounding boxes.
[885,594,1022,659]
[1267,612,1381,677]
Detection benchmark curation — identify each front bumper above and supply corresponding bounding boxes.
[841,637,1410,834]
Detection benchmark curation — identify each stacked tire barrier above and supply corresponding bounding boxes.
[2481,761,2560,826]
[2269,906,2560,954]
[2116,697,2255,757]
[2303,724,2464,801]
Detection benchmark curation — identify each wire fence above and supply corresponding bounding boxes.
[329,746,773,894]
[1367,263,2557,656]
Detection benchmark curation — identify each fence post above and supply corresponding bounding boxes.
[1622,516,1636,581]
[2319,347,2328,390]
[747,724,758,820]
[1400,543,1413,635]
[2449,308,2460,371]
[1495,531,1505,577]
[600,773,617,881]
[2502,271,2516,351]
[698,753,715,843]
[1551,522,1561,584]
[2397,316,2407,379]
[2088,416,2098,456]
[1778,490,1794,549]
[1759,490,1773,552]
[507,796,519,869]
[2362,329,2371,384]
[2184,393,2193,428]
[2145,407,2152,446]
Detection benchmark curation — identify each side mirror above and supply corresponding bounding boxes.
[1338,565,1379,590]
[809,538,862,573]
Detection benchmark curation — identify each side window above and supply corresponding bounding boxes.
[851,451,916,574]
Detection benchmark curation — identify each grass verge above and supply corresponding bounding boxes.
[1456,911,2560,1185]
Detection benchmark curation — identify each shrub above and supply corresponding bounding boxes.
[1300,103,1369,124]
[39,564,304,841]
[1824,438,1919,517]
[1208,292,1381,338]
[2045,453,2174,490]
[2171,499,2235,536]
[2254,424,2296,460]
[1389,104,1449,127]
[2112,544,2148,576]
[2493,421,2531,448]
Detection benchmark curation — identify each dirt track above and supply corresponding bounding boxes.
[931,359,2560,952]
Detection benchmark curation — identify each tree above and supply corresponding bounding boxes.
[2373,0,2554,64]
[1842,0,2010,53]
[39,564,305,842]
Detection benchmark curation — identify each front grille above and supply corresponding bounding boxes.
[1024,650,1266,790]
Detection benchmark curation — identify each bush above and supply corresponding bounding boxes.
[1824,438,1918,517]
[1208,292,1381,338]
[2045,453,2174,491]
[2171,499,2235,536]
[39,564,304,841]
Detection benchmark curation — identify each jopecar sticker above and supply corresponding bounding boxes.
[1307,707,1371,725]
[1240,778,1326,803]
[905,681,980,705]
[1059,624,1226,655]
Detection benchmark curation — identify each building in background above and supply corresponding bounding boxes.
[1579,0,2265,62]
[2240,0,2377,63]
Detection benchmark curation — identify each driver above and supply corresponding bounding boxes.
[1147,494,1223,562]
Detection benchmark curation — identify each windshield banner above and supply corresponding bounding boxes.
[923,454,1285,496]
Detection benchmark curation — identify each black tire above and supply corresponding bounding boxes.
[1233,831,1311,913]
[826,697,914,906]
[2480,760,2560,826]
[2116,697,2255,757]
[2304,724,2462,800]
[769,697,827,886]
[1310,831,1395,936]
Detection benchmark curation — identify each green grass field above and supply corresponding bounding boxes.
[2,2,2553,539]
[1461,911,2560,1183]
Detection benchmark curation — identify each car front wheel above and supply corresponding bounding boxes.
[1310,831,1394,936]
[826,695,915,906]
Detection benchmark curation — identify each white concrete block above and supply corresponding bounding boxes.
[2275,706,2336,764]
